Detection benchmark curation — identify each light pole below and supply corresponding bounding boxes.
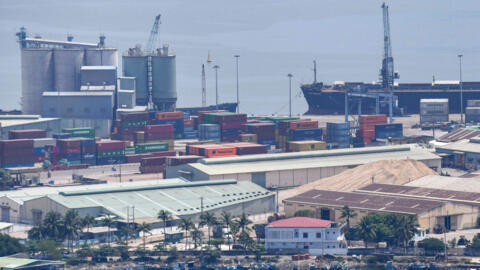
[458,54,463,125]
[213,65,220,110]
[234,55,240,113]
[287,73,293,117]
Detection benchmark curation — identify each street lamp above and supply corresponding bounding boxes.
[287,73,293,117]
[234,55,240,113]
[458,54,464,125]
[213,65,220,110]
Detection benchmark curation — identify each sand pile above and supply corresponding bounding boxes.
[280,159,437,202]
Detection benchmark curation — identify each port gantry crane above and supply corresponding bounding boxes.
[344,2,398,126]
[145,14,161,110]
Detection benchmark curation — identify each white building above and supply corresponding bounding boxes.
[265,217,347,255]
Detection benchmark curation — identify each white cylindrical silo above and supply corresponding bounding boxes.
[53,49,85,91]
[152,54,177,111]
[85,48,118,66]
[21,48,54,114]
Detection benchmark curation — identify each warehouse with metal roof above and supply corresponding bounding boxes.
[436,137,480,169]
[283,186,480,232]
[165,145,441,188]
[0,115,61,140]
[20,179,274,225]
[405,175,480,192]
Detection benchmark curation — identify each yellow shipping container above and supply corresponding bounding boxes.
[288,140,326,152]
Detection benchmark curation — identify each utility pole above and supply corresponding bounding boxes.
[458,54,464,125]
[213,65,220,110]
[119,163,122,183]
[234,55,240,113]
[288,73,293,117]
[201,64,206,107]
[313,60,317,84]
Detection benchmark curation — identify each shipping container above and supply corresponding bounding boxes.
[167,155,201,166]
[156,111,184,120]
[288,141,327,152]
[135,142,169,154]
[204,145,236,158]
[96,156,127,165]
[289,120,319,130]
[375,123,403,139]
[96,141,126,151]
[467,100,480,107]
[120,112,149,121]
[140,156,167,166]
[8,129,47,139]
[240,134,257,143]
[52,133,72,139]
[145,124,174,133]
[62,127,95,138]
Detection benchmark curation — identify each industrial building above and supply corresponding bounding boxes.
[283,184,480,232]
[165,145,441,188]
[16,27,118,115]
[265,217,347,255]
[0,179,274,225]
[405,175,480,192]
[436,137,480,169]
[0,115,61,140]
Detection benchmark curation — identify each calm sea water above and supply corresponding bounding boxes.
[0,0,479,115]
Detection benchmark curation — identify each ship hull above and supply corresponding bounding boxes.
[177,102,237,115]
[302,84,480,115]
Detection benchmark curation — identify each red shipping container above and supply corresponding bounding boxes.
[221,122,243,129]
[9,129,47,139]
[156,111,184,120]
[184,119,194,127]
[188,144,218,155]
[145,133,174,141]
[96,141,126,151]
[57,139,82,149]
[151,151,176,157]
[145,124,174,133]
[120,112,149,121]
[0,139,34,150]
[125,153,154,163]
[289,120,318,130]
[140,157,167,166]
[140,165,164,174]
[221,136,240,142]
[62,148,81,154]
[215,114,247,123]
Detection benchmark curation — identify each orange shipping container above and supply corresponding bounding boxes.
[204,146,236,158]
[156,111,184,120]
[187,144,218,155]
[289,120,318,130]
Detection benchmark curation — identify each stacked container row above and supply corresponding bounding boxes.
[0,140,34,168]
[358,115,387,143]
[326,122,350,148]
[242,123,275,145]
[152,112,184,139]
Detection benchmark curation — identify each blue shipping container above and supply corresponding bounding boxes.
[63,153,81,161]
[258,139,276,145]
[80,139,96,147]
[81,158,97,166]
[34,147,45,156]
[2,163,34,168]
[52,133,72,139]
[375,123,403,139]
[96,156,127,165]
[291,128,322,140]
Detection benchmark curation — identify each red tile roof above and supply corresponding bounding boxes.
[267,217,332,228]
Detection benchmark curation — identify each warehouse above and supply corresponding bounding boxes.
[405,175,480,192]
[435,137,480,169]
[283,186,480,232]
[0,115,61,140]
[165,145,441,188]
[20,179,274,225]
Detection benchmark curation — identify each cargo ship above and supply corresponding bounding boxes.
[301,80,480,115]
[177,102,237,116]
[301,3,480,115]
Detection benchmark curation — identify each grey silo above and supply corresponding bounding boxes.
[152,53,176,111]
[85,48,118,66]
[122,56,149,106]
[53,49,85,91]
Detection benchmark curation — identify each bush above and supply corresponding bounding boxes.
[366,254,393,264]
[208,238,225,249]
[422,238,445,254]
[0,234,24,256]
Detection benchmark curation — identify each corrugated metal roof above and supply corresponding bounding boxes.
[284,189,446,215]
[45,180,273,220]
[267,217,331,228]
[406,175,480,192]
[190,145,440,175]
[437,138,480,154]
[0,117,60,128]
[437,128,480,142]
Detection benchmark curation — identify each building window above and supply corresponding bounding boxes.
[303,232,308,238]
[294,229,299,238]
[316,232,321,238]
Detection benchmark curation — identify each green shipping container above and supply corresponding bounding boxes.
[120,120,148,128]
[135,142,169,154]
[97,149,125,158]
[62,128,95,138]
[125,148,136,155]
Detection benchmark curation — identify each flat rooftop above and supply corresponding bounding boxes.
[190,145,440,175]
[405,175,480,193]
[0,115,60,128]
[357,183,480,205]
[46,179,273,220]
[436,138,480,154]
[284,189,445,215]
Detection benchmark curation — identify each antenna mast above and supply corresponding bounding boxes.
[201,64,206,107]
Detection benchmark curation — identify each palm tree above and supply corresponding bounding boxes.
[42,211,62,240]
[178,218,194,251]
[340,205,357,231]
[137,222,152,252]
[220,211,233,250]
[200,212,217,246]
[157,210,172,238]
[191,224,204,249]
[63,210,82,251]
[358,216,376,248]
[237,213,252,235]
[28,225,45,240]
[395,215,418,254]
[229,222,240,247]
[102,215,117,245]
[82,215,95,233]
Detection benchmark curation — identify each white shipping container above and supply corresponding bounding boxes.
[33,138,56,148]
[466,107,480,115]
[467,100,480,107]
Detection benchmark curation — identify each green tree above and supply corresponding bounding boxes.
[28,225,46,240]
[422,238,445,255]
[200,212,217,246]
[136,222,152,252]
[294,209,315,218]
[178,218,194,250]
[191,225,204,249]
[63,210,82,251]
[81,215,95,233]
[394,215,418,254]
[157,209,172,239]
[42,211,63,240]
[470,235,480,250]
[0,169,14,190]
[229,222,240,247]
[0,234,24,256]
[220,211,233,250]
[102,215,117,245]
[340,205,357,232]
[358,216,376,247]
[237,213,252,234]
[38,239,63,260]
